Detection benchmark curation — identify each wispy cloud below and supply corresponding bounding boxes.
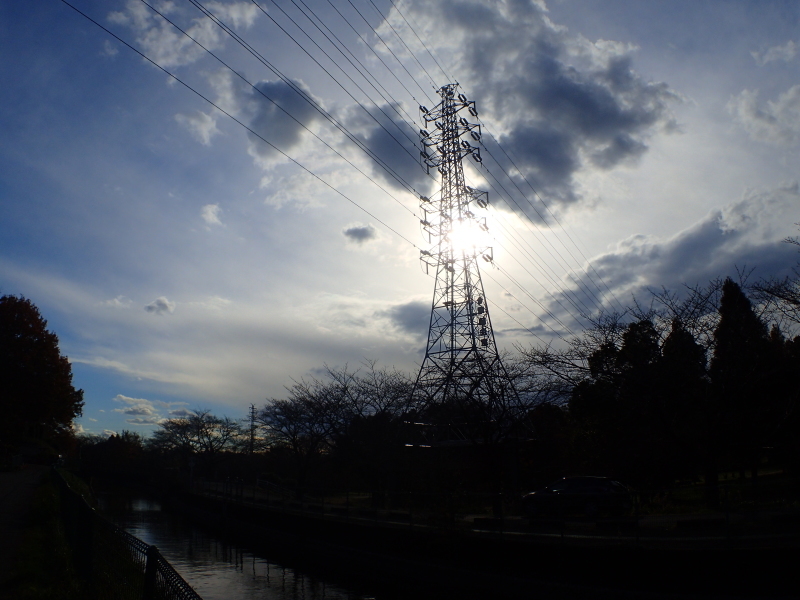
[176,111,221,146]
[728,86,800,145]
[752,40,797,66]
[201,204,223,227]
[108,0,259,69]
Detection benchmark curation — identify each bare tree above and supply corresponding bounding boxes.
[148,410,242,463]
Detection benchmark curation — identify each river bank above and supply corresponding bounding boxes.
[153,485,796,600]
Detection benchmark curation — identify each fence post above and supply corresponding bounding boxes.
[143,545,160,600]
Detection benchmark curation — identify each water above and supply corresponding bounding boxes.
[95,490,374,600]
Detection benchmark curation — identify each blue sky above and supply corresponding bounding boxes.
[2,0,799,436]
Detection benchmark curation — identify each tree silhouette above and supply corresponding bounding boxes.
[659,319,709,481]
[0,295,84,445]
[148,410,242,476]
[709,278,774,481]
[567,316,714,486]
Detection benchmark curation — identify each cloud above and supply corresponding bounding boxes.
[544,183,800,325]
[185,296,232,310]
[145,296,175,315]
[102,39,119,58]
[108,0,259,69]
[343,223,378,244]
[112,394,166,425]
[169,407,195,417]
[259,170,328,210]
[101,295,132,308]
[111,395,192,425]
[113,394,157,416]
[728,86,800,145]
[201,203,223,227]
[341,102,434,195]
[238,77,326,166]
[176,111,220,146]
[752,40,798,66]
[125,417,163,425]
[376,299,430,337]
[380,0,680,217]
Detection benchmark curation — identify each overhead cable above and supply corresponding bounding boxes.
[59,0,419,250]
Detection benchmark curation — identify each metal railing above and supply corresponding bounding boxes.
[54,470,203,600]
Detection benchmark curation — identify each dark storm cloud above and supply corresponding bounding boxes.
[397,0,680,219]
[342,223,378,244]
[377,299,430,337]
[543,185,800,327]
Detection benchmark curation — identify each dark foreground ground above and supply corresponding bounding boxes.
[0,467,47,595]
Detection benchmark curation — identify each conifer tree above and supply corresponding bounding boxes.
[709,279,772,479]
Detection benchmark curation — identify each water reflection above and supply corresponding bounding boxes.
[96,490,371,600]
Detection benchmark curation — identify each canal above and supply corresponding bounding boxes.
[96,487,377,600]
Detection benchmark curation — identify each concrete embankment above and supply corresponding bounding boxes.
[160,489,796,600]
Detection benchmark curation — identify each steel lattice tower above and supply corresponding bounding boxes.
[413,84,519,445]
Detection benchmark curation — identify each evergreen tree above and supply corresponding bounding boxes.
[658,318,709,481]
[709,279,773,479]
[570,318,672,485]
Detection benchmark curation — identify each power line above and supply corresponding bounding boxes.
[370,3,626,315]
[137,0,420,220]
[480,271,561,345]
[290,0,422,130]
[197,0,605,331]
[469,167,604,317]
[342,0,435,100]
[245,0,425,168]
[58,0,419,250]
[386,0,454,84]
[250,0,611,329]
[364,0,439,91]
[68,0,609,343]
[323,0,428,110]
[477,126,627,313]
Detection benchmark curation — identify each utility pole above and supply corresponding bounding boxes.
[413,84,520,445]
[249,403,256,454]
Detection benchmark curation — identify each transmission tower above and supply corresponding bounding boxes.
[413,84,520,445]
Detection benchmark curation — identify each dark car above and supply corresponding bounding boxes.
[522,476,632,518]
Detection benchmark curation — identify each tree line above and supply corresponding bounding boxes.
[4,245,800,499]
[73,274,800,501]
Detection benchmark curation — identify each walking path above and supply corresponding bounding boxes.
[0,466,47,596]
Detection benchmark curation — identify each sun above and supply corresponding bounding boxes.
[446,217,487,255]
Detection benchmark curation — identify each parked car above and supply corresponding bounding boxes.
[522,476,632,518]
